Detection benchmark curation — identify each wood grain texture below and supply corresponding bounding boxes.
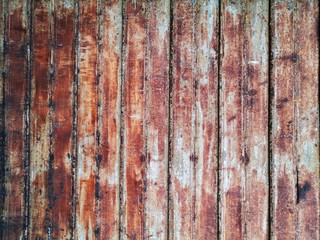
[270,0,319,239]
[0,1,319,239]
[96,0,122,239]
[219,0,269,239]
[2,0,29,238]
[75,0,98,239]
[121,1,147,239]
[144,1,170,239]
[193,1,219,239]
[49,0,75,238]
[170,1,195,239]
[29,1,51,238]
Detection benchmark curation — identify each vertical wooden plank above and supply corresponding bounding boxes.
[271,0,319,239]
[170,1,195,239]
[49,0,75,238]
[97,0,122,239]
[2,0,29,238]
[75,0,98,239]
[144,0,170,239]
[0,0,6,234]
[270,2,296,238]
[219,1,244,239]
[29,0,51,238]
[243,1,269,239]
[121,1,147,239]
[194,1,219,239]
[294,1,319,238]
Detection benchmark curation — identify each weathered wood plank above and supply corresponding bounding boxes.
[121,1,147,239]
[96,0,122,239]
[219,2,245,239]
[243,1,269,239]
[2,0,29,238]
[219,1,269,239]
[49,0,75,238]
[29,0,51,238]
[270,0,319,239]
[170,1,195,239]
[0,0,6,234]
[75,0,98,239]
[193,1,219,239]
[294,1,319,238]
[144,1,170,239]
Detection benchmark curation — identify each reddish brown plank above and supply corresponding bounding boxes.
[271,0,319,239]
[75,0,98,238]
[219,2,245,239]
[2,0,29,238]
[170,1,195,239]
[144,1,170,239]
[243,1,269,239]
[49,0,75,238]
[193,1,219,239]
[29,0,51,239]
[121,1,147,239]
[96,0,122,239]
[219,1,269,239]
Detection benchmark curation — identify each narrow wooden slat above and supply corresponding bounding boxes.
[2,0,29,238]
[170,1,195,239]
[121,1,147,238]
[194,1,219,239]
[97,0,122,238]
[270,2,296,237]
[144,0,170,239]
[243,1,269,239]
[29,1,51,238]
[271,0,319,239]
[75,0,98,238]
[219,1,244,239]
[294,1,319,238]
[49,0,75,238]
[219,1,269,239]
[0,0,6,234]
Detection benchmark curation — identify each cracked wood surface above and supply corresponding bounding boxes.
[0,1,319,239]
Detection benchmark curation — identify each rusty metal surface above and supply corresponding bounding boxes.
[0,0,319,239]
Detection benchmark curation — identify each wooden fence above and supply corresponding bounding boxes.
[0,0,319,239]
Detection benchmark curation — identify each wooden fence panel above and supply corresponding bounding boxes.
[0,1,318,240]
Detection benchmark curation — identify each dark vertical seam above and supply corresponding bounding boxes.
[47,0,55,238]
[217,0,221,239]
[0,0,7,237]
[95,1,103,239]
[267,0,273,239]
[119,0,125,239]
[24,0,33,238]
[71,0,79,238]
[167,0,173,239]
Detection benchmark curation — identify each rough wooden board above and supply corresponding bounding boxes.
[193,1,219,239]
[270,0,320,239]
[96,0,122,239]
[75,0,98,238]
[219,0,269,239]
[29,0,51,239]
[120,1,147,239]
[2,0,29,238]
[170,1,195,239]
[144,1,170,239]
[49,0,75,238]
